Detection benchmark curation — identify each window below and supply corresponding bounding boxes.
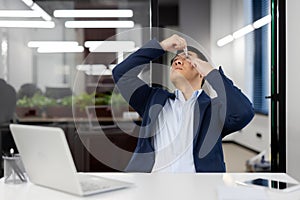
[252,0,270,115]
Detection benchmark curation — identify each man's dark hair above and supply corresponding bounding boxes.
[170,46,208,65]
[170,46,208,87]
[177,46,208,62]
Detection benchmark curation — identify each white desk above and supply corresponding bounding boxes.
[1,173,300,200]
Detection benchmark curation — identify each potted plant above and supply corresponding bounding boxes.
[16,96,37,117]
[110,93,130,117]
[93,93,112,118]
[72,92,96,118]
[16,93,56,118]
[45,96,73,118]
[43,92,118,119]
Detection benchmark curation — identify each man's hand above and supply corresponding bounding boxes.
[160,34,187,52]
[189,57,214,77]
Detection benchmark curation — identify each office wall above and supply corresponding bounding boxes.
[161,0,211,92]
[32,20,80,91]
[210,0,270,153]
[210,0,247,91]
[287,0,300,181]
[0,0,83,93]
[179,0,211,54]
[162,0,270,153]
[7,29,33,91]
[0,0,33,88]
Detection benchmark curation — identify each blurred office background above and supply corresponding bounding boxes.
[0,0,299,180]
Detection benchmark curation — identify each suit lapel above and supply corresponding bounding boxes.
[140,89,172,143]
[193,91,211,147]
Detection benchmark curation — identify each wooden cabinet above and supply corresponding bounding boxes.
[69,123,138,172]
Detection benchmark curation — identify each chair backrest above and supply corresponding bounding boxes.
[0,79,16,123]
[17,83,42,99]
[45,87,72,99]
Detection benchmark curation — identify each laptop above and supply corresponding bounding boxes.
[9,124,132,196]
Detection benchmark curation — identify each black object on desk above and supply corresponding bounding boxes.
[0,79,17,178]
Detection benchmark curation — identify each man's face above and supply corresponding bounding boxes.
[170,51,201,84]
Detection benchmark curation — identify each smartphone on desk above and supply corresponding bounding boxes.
[237,178,300,192]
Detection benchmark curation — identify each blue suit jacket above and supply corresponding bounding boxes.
[112,39,254,172]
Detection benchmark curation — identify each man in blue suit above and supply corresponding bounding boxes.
[112,34,254,172]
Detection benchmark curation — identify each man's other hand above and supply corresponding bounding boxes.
[189,57,214,77]
[160,34,187,52]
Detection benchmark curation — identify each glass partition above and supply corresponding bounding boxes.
[0,0,272,173]
[156,0,271,172]
[0,0,153,173]
[0,0,151,120]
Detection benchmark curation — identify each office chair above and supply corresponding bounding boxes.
[0,79,17,177]
[17,83,42,99]
[45,87,72,99]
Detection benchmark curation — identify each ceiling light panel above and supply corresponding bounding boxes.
[22,0,34,7]
[54,9,133,18]
[0,10,40,18]
[31,3,52,21]
[65,21,134,28]
[37,46,84,53]
[28,41,79,48]
[0,20,55,28]
[217,35,234,47]
[84,41,135,52]
[253,15,271,29]
[232,25,254,39]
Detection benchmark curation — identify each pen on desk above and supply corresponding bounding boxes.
[3,148,27,182]
[7,159,26,182]
[2,148,14,157]
[9,159,26,182]
[10,148,14,157]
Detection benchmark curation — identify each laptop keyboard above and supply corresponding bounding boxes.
[80,180,111,192]
[77,174,131,194]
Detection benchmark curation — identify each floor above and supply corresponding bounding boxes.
[222,143,258,172]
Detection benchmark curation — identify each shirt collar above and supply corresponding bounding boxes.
[175,89,202,101]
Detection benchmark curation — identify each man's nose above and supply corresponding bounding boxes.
[175,59,182,65]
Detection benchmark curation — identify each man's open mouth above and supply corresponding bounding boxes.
[174,67,183,70]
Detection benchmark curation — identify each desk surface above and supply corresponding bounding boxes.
[1,173,300,200]
[17,117,140,123]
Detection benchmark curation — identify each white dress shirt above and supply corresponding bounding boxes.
[152,89,202,173]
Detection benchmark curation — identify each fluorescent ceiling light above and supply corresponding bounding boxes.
[31,3,52,21]
[37,46,84,53]
[76,64,111,76]
[217,35,234,47]
[28,41,79,48]
[22,0,34,7]
[21,0,51,21]
[0,20,54,28]
[54,9,133,18]
[84,41,135,52]
[0,10,40,18]
[108,64,117,70]
[85,70,112,76]
[232,25,254,39]
[217,14,271,47]
[76,64,106,71]
[253,14,271,29]
[65,21,134,28]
